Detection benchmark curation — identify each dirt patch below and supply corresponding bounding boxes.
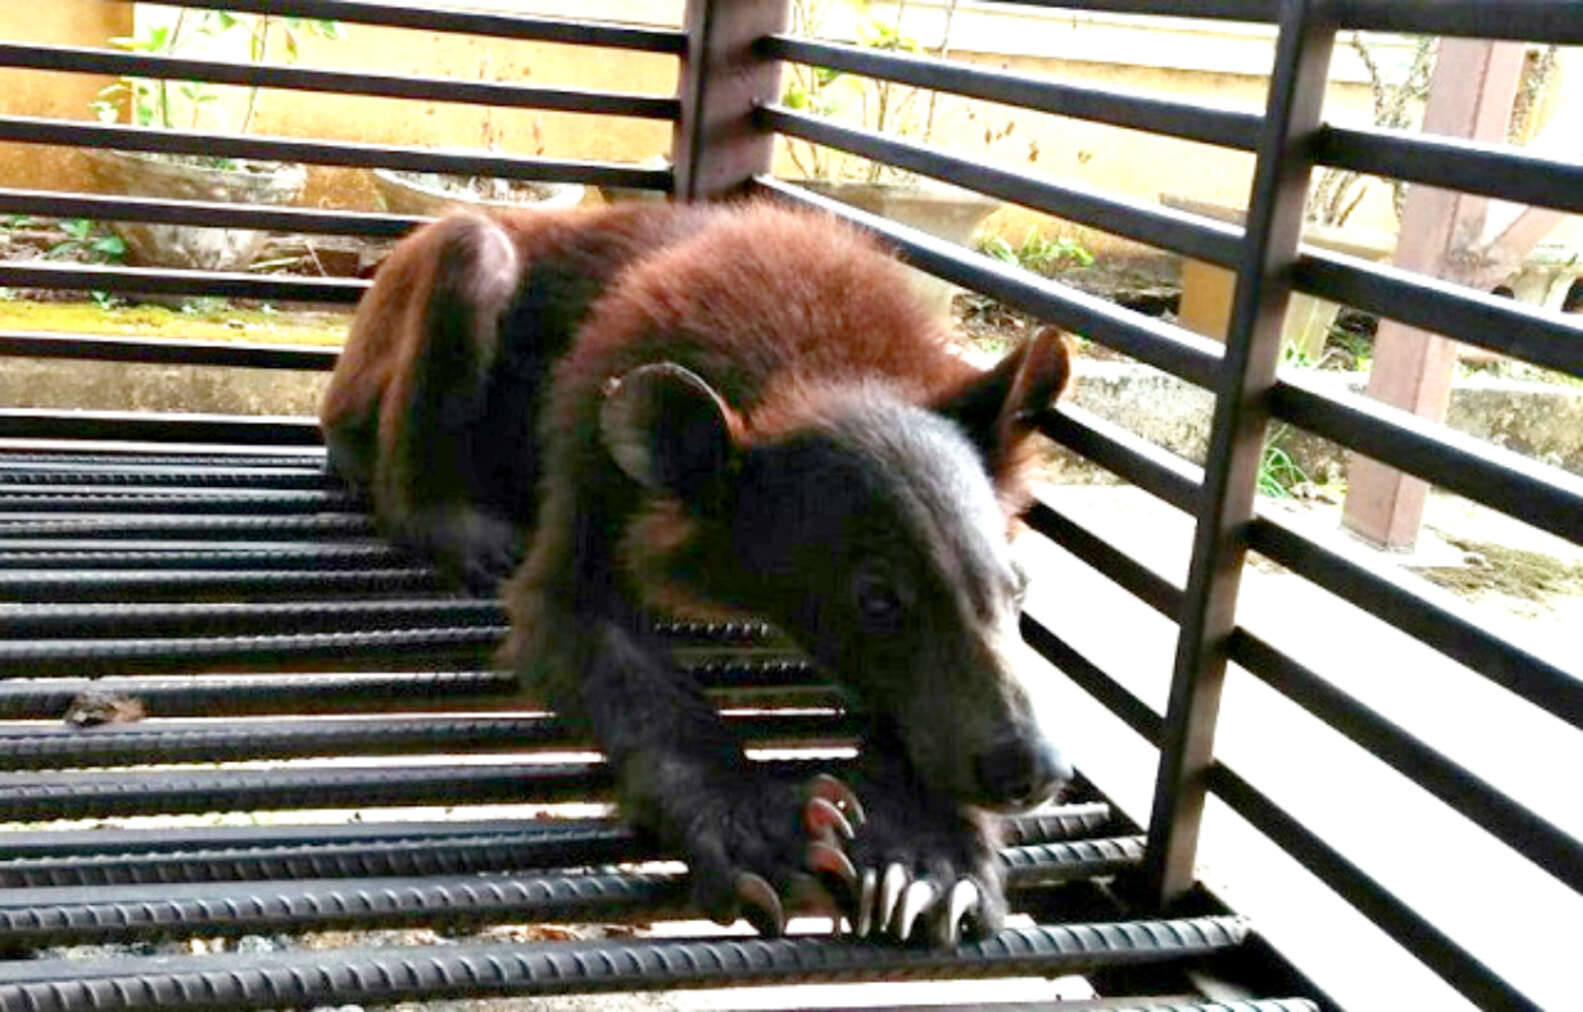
[1420,536,1583,614]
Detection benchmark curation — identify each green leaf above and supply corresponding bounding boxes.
[91,235,127,261]
[315,20,344,39]
[62,219,92,239]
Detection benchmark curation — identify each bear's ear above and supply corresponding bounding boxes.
[933,326,1072,472]
[601,363,739,509]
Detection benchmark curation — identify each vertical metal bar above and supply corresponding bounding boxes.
[672,0,791,201]
[1141,0,1337,906]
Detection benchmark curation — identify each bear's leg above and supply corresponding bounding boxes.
[377,214,527,593]
[519,598,857,935]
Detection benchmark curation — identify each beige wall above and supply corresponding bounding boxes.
[0,1,132,193]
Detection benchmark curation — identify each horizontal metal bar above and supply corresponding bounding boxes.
[0,186,421,239]
[0,450,324,468]
[1317,125,1583,217]
[761,36,1260,150]
[0,567,441,602]
[0,115,673,189]
[0,43,679,120]
[0,626,502,678]
[1001,1,1277,21]
[0,837,1141,944]
[0,489,351,511]
[1024,498,1184,618]
[1207,761,1538,1012]
[0,807,1115,889]
[0,261,366,302]
[0,712,857,771]
[1248,514,1582,731]
[116,0,688,54]
[0,758,838,822]
[0,464,335,490]
[755,177,1224,389]
[0,542,407,570]
[1229,630,1581,894]
[0,513,368,539]
[761,106,1245,267]
[1330,0,1583,43]
[1020,612,1164,745]
[0,916,1249,1009]
[0,598,500,638]
[0,409,324,445]
[1271,376,1583,547]
[1292,250,1583,380]
[1035,404,1204,513]
[0,671,521,719]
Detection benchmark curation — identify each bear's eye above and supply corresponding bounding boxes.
[854,571,903,628]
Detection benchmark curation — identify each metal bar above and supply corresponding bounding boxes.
[0,186,421,239]
[0,513,371,538]
[760,36,1261,150]
[761,106,1245,268]
[0,450,324,467]
[1035,405,1204,513]
[0,671,521,720]
[0,568,441,602]
[0,916,1249,1010]
[0,839,1140,944]
[108,0,688,54]
[0,759,841,822]
[1019,613,1164,745]
[1003,1,1277,20]
[1317,124,1583,216]
[0,261,365,302]
[1330,0,1583,43]
[0,43,679,120]
[0,543,408,570]
[0,599,502,638]
[0,713,857,771]
[0,409,323,445]
[0,115,672,189]
[1227,628,1582,893]
[0,808,1118,887]
[1023,499,1183,618]
[1143,0,1336,906]
[1292,250,1583,380]
[672,0,790,199]
[0,494,357,517]
[0,627,502,678]
[1207,761,1539,1011]
[0,466,335,490]
[1248,514,1582,731]
[755,177,1224,389]
[1272,376,1583,547]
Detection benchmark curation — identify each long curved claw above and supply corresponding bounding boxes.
[895,879,939,942]
[856,868,878,937]
[805,774,867,829]
[932,879,980,948]
[805,841,860,896]
[804,796,856,841]
[734,872,786,937]
[878,862,908,936]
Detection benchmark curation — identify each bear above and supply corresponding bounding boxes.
[321,200,1073,946]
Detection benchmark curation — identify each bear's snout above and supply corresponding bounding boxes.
[973,733,1072,811]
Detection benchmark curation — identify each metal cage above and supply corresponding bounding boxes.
[0,1,1577,1009]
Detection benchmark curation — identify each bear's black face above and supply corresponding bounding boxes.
[729,396,1069,812]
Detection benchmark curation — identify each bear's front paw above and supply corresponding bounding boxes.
[681,773,865,937]
[833,791,1005,947]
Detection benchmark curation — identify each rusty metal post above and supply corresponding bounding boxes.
[1340,39,1527,549]
[672,0,790,202]
[1140,0,1336,907]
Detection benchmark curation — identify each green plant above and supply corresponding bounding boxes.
[46,219,127,265]
[1256,424,1311,499]
[91,10,343,150]
[977,228,1093,275]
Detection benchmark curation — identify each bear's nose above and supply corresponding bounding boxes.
[974,735,1072,808]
